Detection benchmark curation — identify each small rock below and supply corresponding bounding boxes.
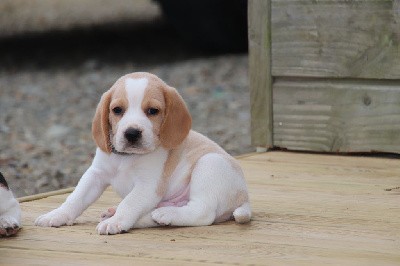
[46,125,70,139]
[51,178,61,189]
[35,176,49,188]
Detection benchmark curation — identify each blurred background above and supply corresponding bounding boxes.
[0,0,251,197]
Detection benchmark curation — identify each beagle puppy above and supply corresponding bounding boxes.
[35,72,251,235]
[0,172,21,237]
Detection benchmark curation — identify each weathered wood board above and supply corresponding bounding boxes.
[1,152,400,265]
[249,0,400,153]
[248,0,273,148]
[272,0,400,79]
[273,78,400,153]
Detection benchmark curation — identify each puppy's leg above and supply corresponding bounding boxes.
[133,212,158,229]
[152,153,240,227]
[152,201,217,227]
[35,166,108,227]
[96,181,161,235]
[0,182,21,237]
[101,210,158,228]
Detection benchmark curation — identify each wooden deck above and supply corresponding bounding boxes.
[1,152,399,265]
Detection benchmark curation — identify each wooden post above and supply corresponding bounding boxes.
[248,0,273,151]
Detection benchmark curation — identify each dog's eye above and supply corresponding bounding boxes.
[147,108,159,116]
[112,107,124,115]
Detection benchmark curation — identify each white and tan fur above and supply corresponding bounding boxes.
[35,72,251,235]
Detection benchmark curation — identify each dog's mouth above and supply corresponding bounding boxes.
[110,141,154,156]
[110,143,152,156]
[110,145,132,156]
[109,131,154,155]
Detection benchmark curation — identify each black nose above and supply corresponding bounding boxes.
[124,128,142,143]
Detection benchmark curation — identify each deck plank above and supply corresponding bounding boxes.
[1,152,399,265]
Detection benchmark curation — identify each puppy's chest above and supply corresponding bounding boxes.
[109,154,166,198]
[109,154,192,200]
[110,167,137,197]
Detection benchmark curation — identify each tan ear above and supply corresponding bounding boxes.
[92,90,112,153]
[160,86,192,149]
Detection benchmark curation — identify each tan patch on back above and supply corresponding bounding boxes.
[182,131,234,184]
[156,130,246,197]
[184,131,228,165]
[155,131,223,197]
[155,131,246,198]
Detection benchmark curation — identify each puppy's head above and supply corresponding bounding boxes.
[92,72,192,154]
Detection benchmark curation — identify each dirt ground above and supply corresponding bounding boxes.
[0,19,252,197]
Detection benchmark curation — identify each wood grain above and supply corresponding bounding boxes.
[3,152,400,265]
[248,0,400,153]
[271,0,400,79]
[248,0,273,148]
[273,78,400,153]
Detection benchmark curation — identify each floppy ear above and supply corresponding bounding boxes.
[160,86,192,149]
[92,90,112,153]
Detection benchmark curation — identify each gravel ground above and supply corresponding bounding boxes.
[0,22,252,197]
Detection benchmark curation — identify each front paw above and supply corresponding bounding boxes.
[0,216,20,237]
[35,208,74,227]
[96,215,131,235]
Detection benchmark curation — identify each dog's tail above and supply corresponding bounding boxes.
[233,202,251,224]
